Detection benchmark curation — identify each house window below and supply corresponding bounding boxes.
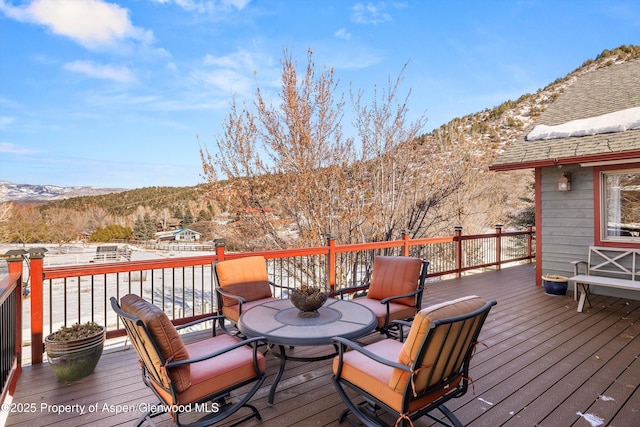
[601,169,640,241]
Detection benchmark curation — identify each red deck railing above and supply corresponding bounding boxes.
[1,225,534,387]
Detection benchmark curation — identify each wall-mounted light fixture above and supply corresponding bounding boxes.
[558,172,571,192]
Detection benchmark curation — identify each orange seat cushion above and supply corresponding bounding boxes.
[176,334,266,405]
[367,256,423,306]
[389,295,487,393]
[221,297,279,323]
[352,297,417,329]
[215,256,272,306]
[120,294,191,393]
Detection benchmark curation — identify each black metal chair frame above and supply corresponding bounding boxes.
[337,259,429,338]
[332,300,496,427]
[111,297,266,427]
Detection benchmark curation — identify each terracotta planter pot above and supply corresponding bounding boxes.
[542,275,569,296]
[45,326,105,381]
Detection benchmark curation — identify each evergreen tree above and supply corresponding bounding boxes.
[183,210,194,226]
[143,213,156,239]
[132,217,146,240]
[133,214,157,240]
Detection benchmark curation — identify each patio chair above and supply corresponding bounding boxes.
[111,294,266,427]
[332,295,496,427]
[214,255,292,332]
[337,256,429,337]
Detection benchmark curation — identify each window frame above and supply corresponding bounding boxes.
[594,163,640,247]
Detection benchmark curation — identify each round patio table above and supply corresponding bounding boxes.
[238,298,376,404]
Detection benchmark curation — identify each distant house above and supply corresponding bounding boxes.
[156,217,183,232]
[173,228,202,242]
[490,58,640,294]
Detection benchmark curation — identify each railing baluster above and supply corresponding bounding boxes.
[14,227,534,363]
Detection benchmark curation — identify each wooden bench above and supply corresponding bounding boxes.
[569,246,640,312]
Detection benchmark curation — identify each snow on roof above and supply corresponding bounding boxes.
[526,106,640,141]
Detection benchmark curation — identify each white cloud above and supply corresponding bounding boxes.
[0,142,38,154]
[351,2,392,24]
[195,48,277,97]
[63,60,137,83]
[0,116,15,130]
[190,68,253,98]
[0,0,154,51]
[203,49,257,70]
[334,28,351,40]
[150,0,250,13]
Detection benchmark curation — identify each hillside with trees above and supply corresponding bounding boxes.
[1,45,638,248]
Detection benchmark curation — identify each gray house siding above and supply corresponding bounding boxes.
[491,60,640,301]
[540,165,594,282]
[541,165,640,299]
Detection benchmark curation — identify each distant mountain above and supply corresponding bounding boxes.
[38,185,200,217]
[0,181,127,203]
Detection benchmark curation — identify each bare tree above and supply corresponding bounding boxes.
[84,206,112,232]
[0,202,13,242]
[202,48,354,249]
[201,50,470,250]
[42,208,81,248]
[8,205,48,245]
[348,65,461,241]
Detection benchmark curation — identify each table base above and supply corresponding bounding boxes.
[267,343,339,405]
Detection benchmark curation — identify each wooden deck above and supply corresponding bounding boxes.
[6,263,640,427]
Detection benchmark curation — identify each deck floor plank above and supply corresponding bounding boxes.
[7,263,640,427]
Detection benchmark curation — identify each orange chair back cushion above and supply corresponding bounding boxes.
[215,256,272,306]
[389,295,486,394]
[367,256,423,306]
[120,294,191,394]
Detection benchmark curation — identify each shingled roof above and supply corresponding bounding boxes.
[491,59,640,171]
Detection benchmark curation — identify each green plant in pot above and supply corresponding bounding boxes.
[45,321,105,381]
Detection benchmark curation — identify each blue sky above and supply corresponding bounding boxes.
[1,0,639,189]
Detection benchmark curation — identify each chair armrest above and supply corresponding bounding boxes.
[335,284,370,299]
[216,287,247,304]
[379,288,422,305]
[167,336,267,367]
[391,320,412,327]
[331,336,410,373]
[269,281,297,296]
[570,260,588,275]
[175,315,224,331]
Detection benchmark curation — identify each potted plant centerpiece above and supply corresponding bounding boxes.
[44,321,105,381]
[290,284,328,317]
[542,274,569,296]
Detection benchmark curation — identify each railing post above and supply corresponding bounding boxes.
[28,248,47,364]
[454,226,463,278]
[5,249,26,278]
[5,250,26,386]
[214,239,226,261]
[326,234,336,293]
[526,224,533,263]
[401,230,411,257]
[495,224,503,271]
